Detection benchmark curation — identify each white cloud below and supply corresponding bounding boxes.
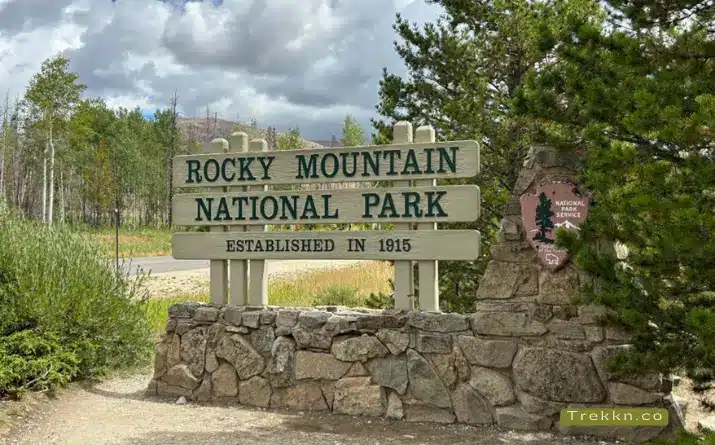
[0,0,442,139]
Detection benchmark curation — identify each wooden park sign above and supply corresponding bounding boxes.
[520,182,590,270]
[171,122,481,311]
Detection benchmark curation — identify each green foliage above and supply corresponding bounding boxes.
[313,285,361,307]
[340,114,366,147]
[363,291,394,310]
[517,1,715,379]
[372,0,598,311]
[277,127,303,150]
[0,204,153,397]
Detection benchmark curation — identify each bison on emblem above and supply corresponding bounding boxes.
[519,182,590,270]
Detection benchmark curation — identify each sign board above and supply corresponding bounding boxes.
[172,230,481,261]
[172,140,479,188]
[520,182,590,270]
[172,185,480,226]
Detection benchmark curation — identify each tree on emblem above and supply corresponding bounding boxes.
[533,192,555,244]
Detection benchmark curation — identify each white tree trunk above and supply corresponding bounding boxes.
[47,121,55,225]
[59,167,64,224]
[42,143,47,223]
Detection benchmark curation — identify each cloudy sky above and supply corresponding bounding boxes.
[0,0,442,140]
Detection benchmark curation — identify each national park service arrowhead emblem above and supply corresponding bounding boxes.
[520,182,590,270]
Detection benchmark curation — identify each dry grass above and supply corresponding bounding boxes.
[143,261,393,334]
[84,227,172,258]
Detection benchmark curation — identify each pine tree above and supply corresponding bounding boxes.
[533,192,555,244]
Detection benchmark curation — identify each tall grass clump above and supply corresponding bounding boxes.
[0,204,153,398]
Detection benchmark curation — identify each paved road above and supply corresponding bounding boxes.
[124,256,364,277]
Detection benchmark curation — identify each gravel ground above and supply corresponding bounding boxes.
[140,260,365,299]
[0,371,615,445]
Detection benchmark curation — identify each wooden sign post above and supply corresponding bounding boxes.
[171,122,481,311]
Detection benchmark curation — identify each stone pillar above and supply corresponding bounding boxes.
[473,145,683,441]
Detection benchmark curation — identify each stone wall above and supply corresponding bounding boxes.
[148,303,674,442]
[148,146,680,441]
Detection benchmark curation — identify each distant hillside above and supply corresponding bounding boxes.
[177,116,324,150]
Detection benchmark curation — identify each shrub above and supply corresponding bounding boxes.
[313,285,361,307]
[0,204,153,397]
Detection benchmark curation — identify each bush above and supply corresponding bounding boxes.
[0,205,153,398]
[313,285,361,307]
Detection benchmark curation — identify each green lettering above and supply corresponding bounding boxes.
[341,152,358,177]
[438,147,458,173]
[362,151,380,177]
[249,196,260,220]
[260,196,278,220]
[296,154,319,179]
[195,197,212,221]
[258,156,275,180]
[214,197,231,221]
[402,192,422,217]
[279,195,299,220]
[402,149,422,175]
[232,197,249,220]
[362,193,380,218]
[424,148,436,173]
[301,195,321,219]
[383,150,401,176]
[187,160,202,183]
[321,153,339,178]
[238,157,256,180]
[204,159,220,182]
[426,191,448,217]
[321,194,338,219]
[221,158,235,182]
[379,193,399,218]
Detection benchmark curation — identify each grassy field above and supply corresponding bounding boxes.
[143,261,393,334]
[84,227,172,258]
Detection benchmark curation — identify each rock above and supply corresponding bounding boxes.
[194,375,212,402]
[226,326,249,334]
[180,327,207,377]
[211,363,238,398]
[242,312,260,328]
[331,335,389,362]
[322,381,335,409]
[169,302,201,319]
[205,351,219,374]
[557,422,665,443]
[250,326,275,358]
[470,312,547,337]
[145,380,158,396]
[355,314,406,331]
[157,382,192,398]
[324,315,357,334]
[532,305,553,323]
[547,320,586,340]
[215,334,265,380]
[451,383,492,425]
[517,391,566,416]
[584,326,604,342]
[428,354,457,389]
[411,331,452,353]
[194,306,219,323]
[489,242,538,263]
[345,362,369,377]
[162,364,201,390]
[239,376,271,408]
[407,312,469,332]
[166,319,177,333]
[270,381,328,411]
[375,330,410,355]
[333,377,385,417]
[403,404,456,423]
[496,406,552,431]
[608,382,661,405]
[457,336,517,368]
[175,396,188,405]
[513,348,605,402]
[468,367,514,406]
[538,267,578,304]
[222,306,243,326]
[298,311,331,329]
[168,334,181,368]
[605,327,631,342]
[296,351,351,380]
[406,349,451,408]
[153,342,168,379]
[268,336,296,388]
[386,392,404,419]
[476,262,539,299]
[260,311,277,325]
[292,323,335,350]
[276,310,300,328]
[366,355,408,394]
[453,346,471,382]
[175,321,192,336]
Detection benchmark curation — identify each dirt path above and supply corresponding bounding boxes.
[0,372,611,445]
